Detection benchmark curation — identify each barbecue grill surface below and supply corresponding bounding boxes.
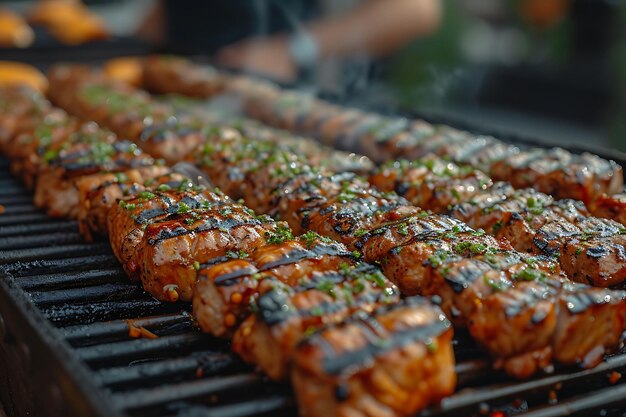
[2,158,626,417]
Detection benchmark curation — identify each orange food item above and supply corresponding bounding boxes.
[127,321,159,339]
[0,61,48,92]
[103,57,143,86]
[0,8,34,48]
[27,0,108,45]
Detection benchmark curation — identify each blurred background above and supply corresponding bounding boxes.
[0,0,623,152]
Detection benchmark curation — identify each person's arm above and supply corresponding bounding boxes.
[310,0,441,59]
[136,0,166,45]
[217,0,441,81]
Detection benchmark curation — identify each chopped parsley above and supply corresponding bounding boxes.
[315,280,336,298]
[427,250,452,268]
[177,202,191,214]
[139,191,156,200]
[118,200,136,211]
[483,275,508,292]
[310,306,324,316]
[513,267,547,282]
[300,231,333,247]
[265,224,294,244]
[115,172,128,183]
[453,241,487,256]
[226,250,248,259]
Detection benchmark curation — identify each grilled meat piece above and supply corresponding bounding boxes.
[450,187,569,253]
[354,214,471,293]
[365,226,511,297]
[134,119,206,164]
[33,140,156,218]
[0,86,51,150]
[534,218,626,287]
[142,55,226,98]
[592,193,626,227]
[131,201,279,302]
[291,297,455,417]
[193,233,354,338]
[107,188,231,279]
[291,184,420,245]
[232,261,399,380]
[369,158,493,213]
[490,147,623,205]
[76,166,174,240]
[478,279,626,378]
[5,110,74,184]
[270,171,368,232]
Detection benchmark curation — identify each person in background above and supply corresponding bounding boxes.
[138,0,441,84]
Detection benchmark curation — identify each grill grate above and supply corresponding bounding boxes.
[1,157,626,417]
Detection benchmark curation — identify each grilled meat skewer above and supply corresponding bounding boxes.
[193,232,356,338]
[291,297,455,417]
[107,187,279,302]
[372,156,626,287]
[193,232,399,379]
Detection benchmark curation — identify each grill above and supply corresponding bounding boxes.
[3,144,626,417]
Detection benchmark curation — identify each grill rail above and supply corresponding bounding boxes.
[1,155,626,417]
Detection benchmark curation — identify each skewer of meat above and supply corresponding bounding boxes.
[242,82,623,205]
[371,156,626,287]
[107,186,279,302]
[191,231,455,415]
[354,216,626,377]
[193,232,398,374]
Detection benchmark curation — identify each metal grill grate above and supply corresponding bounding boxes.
[1,156,626,417]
